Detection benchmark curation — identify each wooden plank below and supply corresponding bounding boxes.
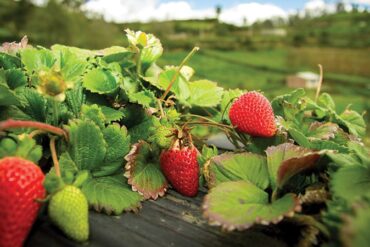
[26,190,288,247]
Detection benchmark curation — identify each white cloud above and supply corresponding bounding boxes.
[82,0,287,25]
[219,3,287,26]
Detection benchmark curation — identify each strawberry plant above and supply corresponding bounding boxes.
[0,30,369,246]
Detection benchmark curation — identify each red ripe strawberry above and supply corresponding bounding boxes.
[0,157,46,247]
[160,143,199,197]
[229,91,276,137]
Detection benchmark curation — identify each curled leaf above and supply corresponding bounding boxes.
[124,141,168,200]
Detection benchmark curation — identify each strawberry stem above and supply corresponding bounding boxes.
[159,46,199,101]
[315,64,323,103]
[49,136,61,177]
[0,119,68,139]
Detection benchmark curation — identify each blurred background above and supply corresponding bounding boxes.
[1,0,369,141]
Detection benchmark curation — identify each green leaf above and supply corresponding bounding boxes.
[81,175,143,215]
[3,68,27,89]
[348,142,370,164]
[271,88,305,117]
[331,165,370,201]
[203,181,301,231]
[306,122,339,141]
[124,141,168,199]
[335,110,366,138]
[266,143,317,189]
[340,203,370,247]
[158,69,190,101]
[83,68,119,94]
[92,124,130,177]
[318,93,335,110]
[65,84,86,118]
[187,80,223,107]
[81,104,106,129]
[0,81,21,106]
[129,116,159,143]
[100,106,124,123]
[206,152,269,190]
[21,48,55,74]
[0,53,21,69]
[55,47,88,84]
[17,88,47,122]
[127,90,156,108]
[327,153,361,167]
[67,120,106,171]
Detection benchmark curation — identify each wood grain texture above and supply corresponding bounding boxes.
[25,189,288,247]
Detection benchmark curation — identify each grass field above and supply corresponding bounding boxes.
[158,48,370,144]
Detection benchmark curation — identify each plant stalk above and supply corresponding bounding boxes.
[0,119,67,139]
[49,136,61,177]
[159,46,199,101]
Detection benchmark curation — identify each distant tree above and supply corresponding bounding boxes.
[352,4,359,12]
[243,17,248,26]
[336,1,345,13]
[215,5,222,21]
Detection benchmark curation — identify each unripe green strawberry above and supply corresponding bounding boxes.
[149,125,173,149]
[48,185,89,242]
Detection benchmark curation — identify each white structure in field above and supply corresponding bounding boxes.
[286,71,320,89]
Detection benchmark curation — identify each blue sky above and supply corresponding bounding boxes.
[160,0,321,10]
[82,0,370,25]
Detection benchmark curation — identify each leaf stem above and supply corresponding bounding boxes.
[49,136,61,177]
[159,46,199,101]
[315,64,323,103]
[0,119,67,139]
[28,129,47,139]
[136,48,142,75]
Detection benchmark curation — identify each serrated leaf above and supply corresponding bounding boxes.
[127,90,156,107]
[341,203,370,247]
[335,110,366,138]
[206,152,269,190]
[124,141,168,199]
[65,84,86,118]
[271,88,306,117]
[327,153,361,167]
[0,53,21,69]
[100,106,124,123]
[81,175,142,215]
[331,165,370,201]
[3,68,27,89]
[83,68,119,94]
[81,104,106,129]
[0,82,21,106]
[307,122,339,141]
[21,48,55,74]
[92,124,130,177]
[67,120,106,171]
[266,143,316,189]
[129,116,158,143]
[318,93,335,110]
[16,88,47,121]
[187,80,223,107]
[203,181,301,231]
[55,47,88,84]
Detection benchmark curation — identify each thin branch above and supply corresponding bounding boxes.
[49,136,61,177]
[159,47,199,101]
[0,119,67,139]
[315,64,323,102]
